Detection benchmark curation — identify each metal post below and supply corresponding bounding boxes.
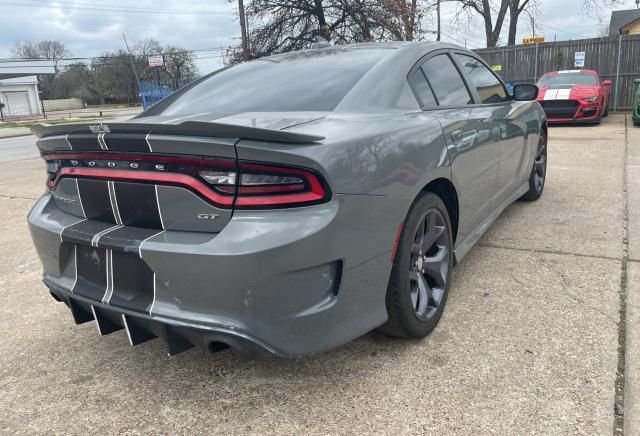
[614,35,623,112]
[534,43,539,82]
[122,33,142,97]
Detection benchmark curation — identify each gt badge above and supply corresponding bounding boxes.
[197,213,220,220]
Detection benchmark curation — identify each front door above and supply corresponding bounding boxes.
[415,52,501,243]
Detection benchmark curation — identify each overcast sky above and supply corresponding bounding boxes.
[0,0,638,75]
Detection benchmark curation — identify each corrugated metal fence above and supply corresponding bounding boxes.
[474,34,640,110]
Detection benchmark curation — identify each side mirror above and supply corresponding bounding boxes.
[513,84,539,101]
[602,80,613,87]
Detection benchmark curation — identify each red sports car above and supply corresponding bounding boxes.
[536,69,612,124]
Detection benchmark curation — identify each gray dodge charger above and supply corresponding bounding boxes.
[27,42,547,357]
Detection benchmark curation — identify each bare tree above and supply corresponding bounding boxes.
[455,0,509,47]
[225,0,429,64]
[10,41,41,59]
[370,0,426,41]
[11,40,71,72]
[506,0,537,45]
[238,0,250,60]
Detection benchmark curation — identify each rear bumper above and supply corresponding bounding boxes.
[28,192,407,357]
[46,286,283,357]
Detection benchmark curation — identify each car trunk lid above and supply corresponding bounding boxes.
[33,119,326,236]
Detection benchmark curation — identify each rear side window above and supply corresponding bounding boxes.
[408,68,437,107]
[421,54,473,106]
[455,54,507,104]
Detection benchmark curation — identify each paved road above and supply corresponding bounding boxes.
[0,115,637,435]
[0,135,38,162]
[0,114,136,162]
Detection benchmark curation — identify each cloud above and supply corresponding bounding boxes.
[1,0,639,72]
[0,0,240,73]
[438,0,639,48]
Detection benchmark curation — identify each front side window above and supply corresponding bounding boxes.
[421,54,473,106]
[456,54,508,104]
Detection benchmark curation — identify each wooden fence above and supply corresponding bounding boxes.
[474,34,640,110]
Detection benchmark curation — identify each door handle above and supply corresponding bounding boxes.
[450,130,463,145]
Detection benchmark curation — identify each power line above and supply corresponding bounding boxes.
[0,46,235,64]
[0,0,236,15]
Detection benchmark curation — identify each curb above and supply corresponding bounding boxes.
[0,133,33,140]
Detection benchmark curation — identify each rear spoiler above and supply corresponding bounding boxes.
[30,121,325,144]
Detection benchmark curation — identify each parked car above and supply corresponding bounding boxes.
[28,42,547,357]
[536,69,611,124]
[634,79,640,126]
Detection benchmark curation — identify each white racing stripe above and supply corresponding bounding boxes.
[121,314,135,345]
[154,185,165,230]
[102,248,115,304]
[138,230,166,316]
[138,230,165,259]
[75,179,87,218]
[59,218,87,243]
[91,224,123,247]
[108,181,123,225]
[97,132,108,150]
[145,133,153,152]
[149,273,157,316]
[70,245,78,293]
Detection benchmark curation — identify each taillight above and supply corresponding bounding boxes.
[200,162,330,209]
[43,153,331,210]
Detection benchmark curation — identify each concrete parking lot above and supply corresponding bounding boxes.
[0,114,638,434]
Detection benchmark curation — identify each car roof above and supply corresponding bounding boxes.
[260,41,463,63]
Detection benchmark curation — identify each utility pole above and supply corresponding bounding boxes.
[530,13,536,38]
[436,0,441,41]
[238,0,249,61]
[122,33,141,91]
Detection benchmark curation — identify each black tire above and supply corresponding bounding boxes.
[634,120,640,127]
[379,192,453,338]
[520,131,547,201]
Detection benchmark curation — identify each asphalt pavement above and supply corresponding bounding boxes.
[0,114,637,435]
[0,135,39,162]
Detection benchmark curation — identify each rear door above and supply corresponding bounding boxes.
[413,51,500,242]
[452,52,528,203]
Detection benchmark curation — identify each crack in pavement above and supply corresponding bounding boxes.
[477,242,623,262]
[613,115,630,436]
[0,193,38,201]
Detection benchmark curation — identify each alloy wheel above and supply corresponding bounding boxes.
[408,208,450,321]
[533,135,547,193]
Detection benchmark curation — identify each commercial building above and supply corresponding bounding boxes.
[0,60,55,118]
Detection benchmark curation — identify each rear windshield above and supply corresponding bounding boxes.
[159,48,389,116]
[537,73,598,86]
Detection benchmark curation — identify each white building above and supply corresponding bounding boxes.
[0,60,55,118]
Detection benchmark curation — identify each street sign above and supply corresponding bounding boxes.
[491,65,502,72]
[523,37,545,44]
[574,52,586,68]
[148,55,164,68]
